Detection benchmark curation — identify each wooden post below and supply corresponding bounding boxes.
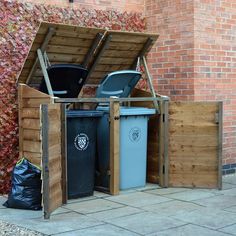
[158,100,164,187]
[60,104,67,204]
[109,97,120,195]
[158,98,169,187]
[163,100,169,187]
[218,102,223,190]
[41,104,50,219]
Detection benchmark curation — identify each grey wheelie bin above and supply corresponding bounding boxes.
[96,70,156,190]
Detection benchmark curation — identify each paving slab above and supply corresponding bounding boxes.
[0,208,42,220]
[218,187,236,196]
[107,192,171,207]
[141,200,205,216]
[171,208,236,229]
[64,198,124,214]
[0,196,7,209]
[219,223,236,235]
[223,205,236,213]
[223,175,236,185]
[93,191,110,198]
[148,224,231,236]
[55,224,140,236]
[162,189,219,201]
[193,194,236,209]
[11,212,103,235]
[222,182,236,190]
[66,195,97,205]
[145,187,192,196]
[86,206,144,221]
[105,212,186,235]
[135,183,161,192]
[51,207,72,216]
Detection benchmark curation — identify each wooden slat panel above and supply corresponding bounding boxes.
[34,34,93,47]
[47,53,84,63]
[108,42,143,51]
[23,129,41,141]
[23,152,42,166]
[22,98,52,108]
[23,140,41,153]
[169,173,218,188]
[42,104,62,219]
[18,22,159,85]
[168,101,220,189]
[22,118,41,130]
[94,64,130,72]
[21,83,51,98]
[22,108,40,118]
[18,84,53,168]
[38,22,105,35]
[103,49,139,58]
[32,44,89,55]
[99,57,134,65]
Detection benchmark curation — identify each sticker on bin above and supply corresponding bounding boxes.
[74,133,89,151]
[129,127,141,142]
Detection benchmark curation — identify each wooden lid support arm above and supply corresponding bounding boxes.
[142,56,160,113]
[26,27,55,85]
[82,32,105,69]
[37,48,54,97]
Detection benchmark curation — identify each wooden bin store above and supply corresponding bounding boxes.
[17,22,223,219]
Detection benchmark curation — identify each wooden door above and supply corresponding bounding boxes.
[41,103,67,219]
[168,102,223,189]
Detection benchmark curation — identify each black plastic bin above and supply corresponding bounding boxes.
[67,110,103,199]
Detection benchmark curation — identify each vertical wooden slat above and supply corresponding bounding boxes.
[163,100,169,187]
[158,100,165,187]
[218,102,223,190]
[41,104,50,219]
[109,98,120,195]
[60,104,67,204]
[18,84,24,158]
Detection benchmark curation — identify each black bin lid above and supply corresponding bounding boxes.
[95,70,142,98]
[39,64,88,98]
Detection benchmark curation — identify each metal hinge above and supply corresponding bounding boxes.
[215,112,219,124]
[163,113,165,123]
[109,116,120,122]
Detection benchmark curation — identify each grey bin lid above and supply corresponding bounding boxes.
[67,110,103,118]
[97,106,156,116]
[95,70,142,98]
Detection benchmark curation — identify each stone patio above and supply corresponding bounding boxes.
[1,175,236,235]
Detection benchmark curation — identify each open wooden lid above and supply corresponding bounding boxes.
[17,21,158,87]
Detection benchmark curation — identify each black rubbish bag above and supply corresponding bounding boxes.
[3,158,42,210]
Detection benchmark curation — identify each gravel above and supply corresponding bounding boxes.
[0,220,44,236]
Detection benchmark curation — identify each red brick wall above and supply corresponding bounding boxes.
[194,0,236,170]
[19,0,144,12]
[0,0,145,193]
[145,0,236,172]
[145,0,195,101]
